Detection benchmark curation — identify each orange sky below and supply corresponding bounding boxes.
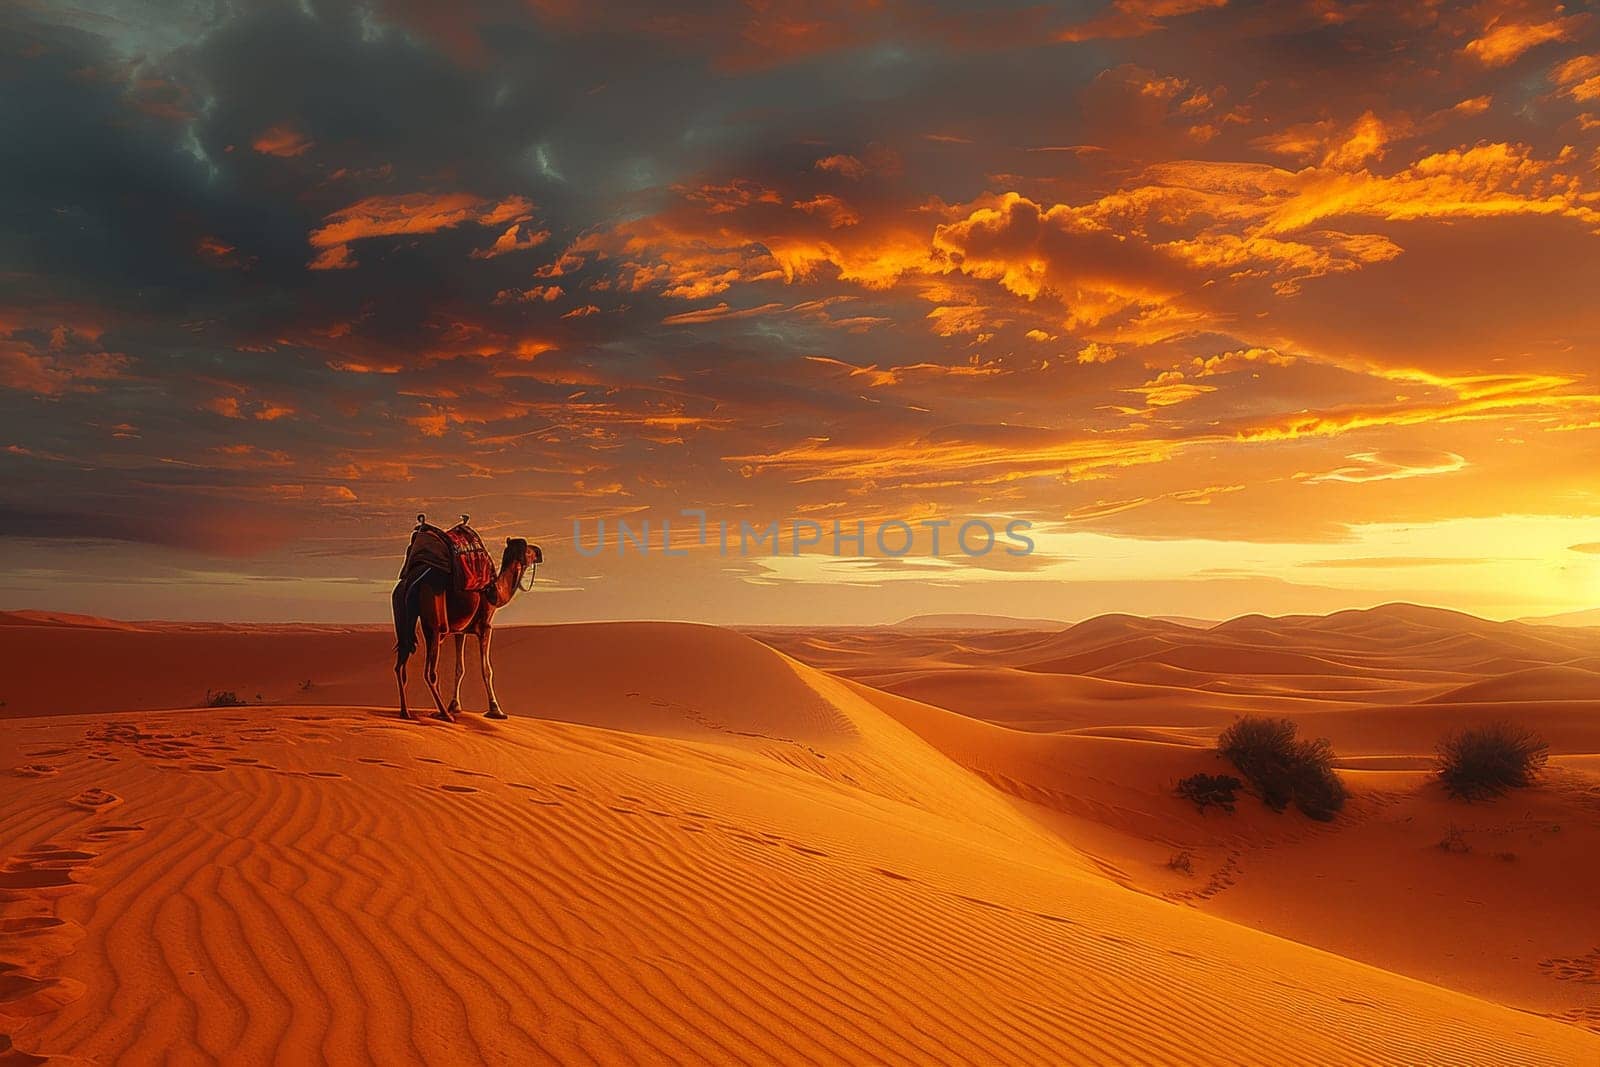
[2,0,1598,623]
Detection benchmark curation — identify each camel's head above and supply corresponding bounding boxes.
[504,538,542,592]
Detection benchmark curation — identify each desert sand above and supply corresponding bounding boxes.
[1,606,1597,1064]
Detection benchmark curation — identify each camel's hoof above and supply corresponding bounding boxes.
[485,707,508,721]
[399,711,414,721]
[447,701,461,714]
[433,710,456,723]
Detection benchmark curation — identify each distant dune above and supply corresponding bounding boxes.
[892,612,1068,630]
[1519,607,1600,628]
[1,605,1597,1062]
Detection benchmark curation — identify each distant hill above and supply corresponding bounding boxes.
[892,613,1068,631]
[1517,608,1600,628]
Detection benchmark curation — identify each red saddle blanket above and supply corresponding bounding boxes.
[399,521,497,593]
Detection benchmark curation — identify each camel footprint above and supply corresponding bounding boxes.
[1539,948,1600,984]
[68,789,121,813]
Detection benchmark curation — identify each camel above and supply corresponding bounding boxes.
[392,536,541,722]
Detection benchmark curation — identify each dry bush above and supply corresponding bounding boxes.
[1216,716,1347,821]
[1175,772,1242,813]
[1435,721,1549,800]
[205,688,247,707]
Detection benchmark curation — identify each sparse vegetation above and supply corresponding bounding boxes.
[1438,825,1470,853]
[1166,850,1195,876]
[1435,721,1549,801]
[1216,716,1347,821]
[299,678,315,692]
[1175,772,1242,813]
[204,688,247,707]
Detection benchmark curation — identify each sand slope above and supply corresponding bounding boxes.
[1,612,1598,1063]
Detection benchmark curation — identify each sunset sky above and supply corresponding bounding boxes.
[4,0,1599,624]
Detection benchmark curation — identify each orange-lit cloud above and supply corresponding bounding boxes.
[195,235,254,269]
[0,317,127,397]
[1058,0,1228,42]
[252,123,313,157]
[1300,450,1468,484]
[1552,54,1600,101]
[307,193,538,270]
[1463,13,1580,66]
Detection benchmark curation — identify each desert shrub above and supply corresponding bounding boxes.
[205,688,247,707]
[1437,825,1470,853]
[1435,721,1549,800]
[1167,850,1194,875]
[1175,772,1242,813]
[1216,716,1347,821]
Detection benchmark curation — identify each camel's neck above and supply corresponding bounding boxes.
[486,566,520,607]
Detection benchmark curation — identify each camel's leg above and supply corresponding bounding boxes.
[481,629,507,719]
[396,649,412,720]
[423,634,454,722]
[448,633,466,715]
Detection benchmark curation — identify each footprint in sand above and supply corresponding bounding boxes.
[0,845,98,893]
[416,757,447,765]
[83,825,143,842]
[188,764,225,772]
[20,848,96,866]
[0,969,85,1017]
[440,784,478,794]
[308,771,346,780]
[68,789,121,813]
[956,895,1007,911]
[1539,948,1600,984]
[12,765,57,779]
[228,757,262,765]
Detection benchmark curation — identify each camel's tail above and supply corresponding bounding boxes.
[392,575,420,659]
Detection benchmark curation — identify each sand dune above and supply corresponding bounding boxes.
[891,612,1067,630]
[1423,664,1600,704]
[1,609,1597,1062]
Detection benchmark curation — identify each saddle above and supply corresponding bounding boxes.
[398,514,497,594]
